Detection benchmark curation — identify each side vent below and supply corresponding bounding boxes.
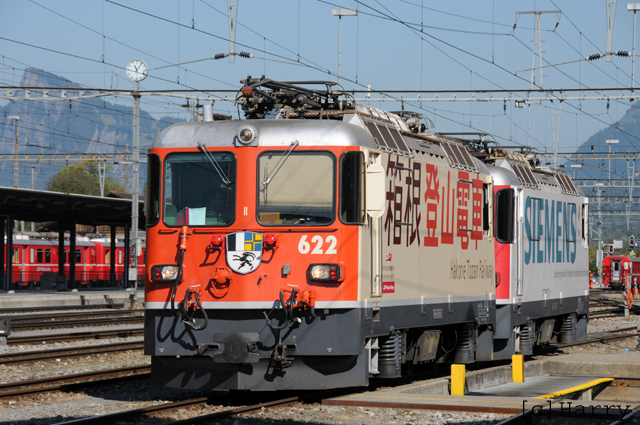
[452,323,475,363]
[559,313,577,344]
[378,331,402,378]
[519,321,535,355]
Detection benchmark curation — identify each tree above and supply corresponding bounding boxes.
[46,161,126,196]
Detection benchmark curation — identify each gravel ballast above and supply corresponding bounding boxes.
[1,306,639,424]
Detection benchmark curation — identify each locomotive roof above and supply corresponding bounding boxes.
[153,119,377,150]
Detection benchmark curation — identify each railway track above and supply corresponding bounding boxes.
[0,364,150,401]
[0,304,126,314]
[52,394,301,425]
[2,328,636,424]
[1,309,144,331]
[9,315,144,331]
[7,327,144,345]
[589,308,640,319]
[1,297,637,424]
[52,373,640,424]
[6,308,143,322]
[0,340,144,365]
[556,326,640,349]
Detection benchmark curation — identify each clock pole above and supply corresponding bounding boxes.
[131,80,140,302]
[126,59,147,304]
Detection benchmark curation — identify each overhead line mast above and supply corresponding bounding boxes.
[514,10,561,90]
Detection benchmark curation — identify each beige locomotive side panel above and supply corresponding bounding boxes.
[359,152,495,301]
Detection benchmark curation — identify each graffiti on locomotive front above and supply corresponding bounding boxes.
[524,195,577,265]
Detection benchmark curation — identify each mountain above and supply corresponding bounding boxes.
[0,68,182,189]
[568,103,640,244]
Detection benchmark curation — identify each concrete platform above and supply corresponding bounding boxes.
[0,288,144,310]
[468,376,611,398]
[546,353,640,377]
[324,353,640,415]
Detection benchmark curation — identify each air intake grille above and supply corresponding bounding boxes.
[554,171,580,196]
[507,160,540,189]
[364,120,410,155]
[441,141,478,172]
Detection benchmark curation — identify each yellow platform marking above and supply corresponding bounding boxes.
[451,364,466,396]
[534,377,614,399]
[512,354,524,383]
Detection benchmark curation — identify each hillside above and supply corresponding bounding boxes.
[0,68,182,189]
[568,103,640,243]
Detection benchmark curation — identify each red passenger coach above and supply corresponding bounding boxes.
[602,255,638,289]
[7,234,145,289]
[143,78,589,391]
[90,238,146,286]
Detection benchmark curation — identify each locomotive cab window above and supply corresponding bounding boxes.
[163,152,236,227]
[146,154,161,227]
[257,151,335,225]
[582,204,588,245]
[340,151,365,224]
[483,183,491,233]
[495,189,515,243]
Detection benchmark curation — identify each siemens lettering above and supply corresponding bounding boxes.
[524,196,577,265]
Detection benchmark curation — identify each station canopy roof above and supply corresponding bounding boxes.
[0,187,145,229]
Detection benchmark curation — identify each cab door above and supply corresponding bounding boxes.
[612,260,621,284]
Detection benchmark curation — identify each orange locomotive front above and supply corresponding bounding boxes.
[145,117,370,390]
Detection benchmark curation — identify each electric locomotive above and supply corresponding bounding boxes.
[482,146,589,353]
[143,77,589,390]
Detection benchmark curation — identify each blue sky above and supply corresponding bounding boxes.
[1,0,638,158]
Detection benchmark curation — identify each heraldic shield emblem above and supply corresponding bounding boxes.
[226,232,263,274]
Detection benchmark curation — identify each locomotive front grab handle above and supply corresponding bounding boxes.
[180,286,209,331]
[263,290,291,330]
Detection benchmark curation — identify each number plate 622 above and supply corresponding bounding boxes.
[298,235,337,254]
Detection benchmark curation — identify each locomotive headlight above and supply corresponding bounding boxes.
[237,125,257,145]
[308,264,342,282]
[151,265,179,281]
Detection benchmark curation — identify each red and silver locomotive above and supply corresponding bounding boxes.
[143,78,589,390]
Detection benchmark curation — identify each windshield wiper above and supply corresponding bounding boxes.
[197,142,231,186]
[262,140,299,187]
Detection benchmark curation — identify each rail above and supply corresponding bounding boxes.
[0,364,150,401]
[0,340,143,365]
[7,328,144,345]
